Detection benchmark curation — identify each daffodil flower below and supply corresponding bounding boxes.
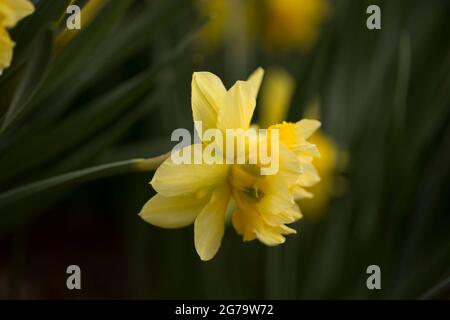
[0,0,34,75]
[139,68,321,261]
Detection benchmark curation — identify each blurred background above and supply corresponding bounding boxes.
[0,0,449,299]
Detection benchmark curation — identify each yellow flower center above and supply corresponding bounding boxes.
[269,121,297,148]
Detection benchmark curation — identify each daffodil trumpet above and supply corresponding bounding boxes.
[140,67,322,261]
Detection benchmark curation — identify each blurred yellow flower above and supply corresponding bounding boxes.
[265,0,330,50]
[139,68,321,260]
[259,68,339,217]
[0,0,34,75]
[196,0,329,52]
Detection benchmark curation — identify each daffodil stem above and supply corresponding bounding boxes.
[0,153,169,208]
[134,152,170,171]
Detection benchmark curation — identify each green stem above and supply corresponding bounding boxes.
[0,153,169,208]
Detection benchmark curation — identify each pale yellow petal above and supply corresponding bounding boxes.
[0,0,34,28]
[295,119,321,139]
[218,80,256,130]
[257,174,294,216]
[278,142,302,187]
[232,209,257,241]
[192,71,227,133]
[194,184,231,261]
[277,224,297,235]
[285,202,303,221]
[139,194,208,228]
[151,145,230,197]
[291,185,313,200]
[247,67,264,98]
[293,141,321,157]
[254,225,286,246]
[262,202,302,226]
[297,156,321,187]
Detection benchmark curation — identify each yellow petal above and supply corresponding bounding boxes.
[259,67,295,128]
[297,156,321,187]
[255,219,298,246]
[218,80,255,130]
[293,141,321,157]
[257,174,294,216]
[232,209,257,241]
[151,145,230,197]
[0,0,34,28]
[262,202,302,226]
[0,27,14,74]
[194,184,231,261]
[285,202,303,221]
[295,119,321,139]
[254,224,286,246]
[278,142,302,187]
[192,71,227,133]
[139,194,208,228]
[247,67,264,98]
[291,185,313,200]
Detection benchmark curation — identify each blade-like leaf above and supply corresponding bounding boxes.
[0,25,197,184]
[1,28,54,132]
[0,0,74,82]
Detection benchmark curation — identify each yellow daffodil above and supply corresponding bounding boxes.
[259,68,339,217]
[139,68,322,260]
[0,0,34,75]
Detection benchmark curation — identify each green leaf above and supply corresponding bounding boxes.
[41,94,161,177]
[1,28,54,132]
[0,0,133,132]
[0,0,74,82]
[0,72,151,185]
[28,0,188,129]
[0,25,197,185]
